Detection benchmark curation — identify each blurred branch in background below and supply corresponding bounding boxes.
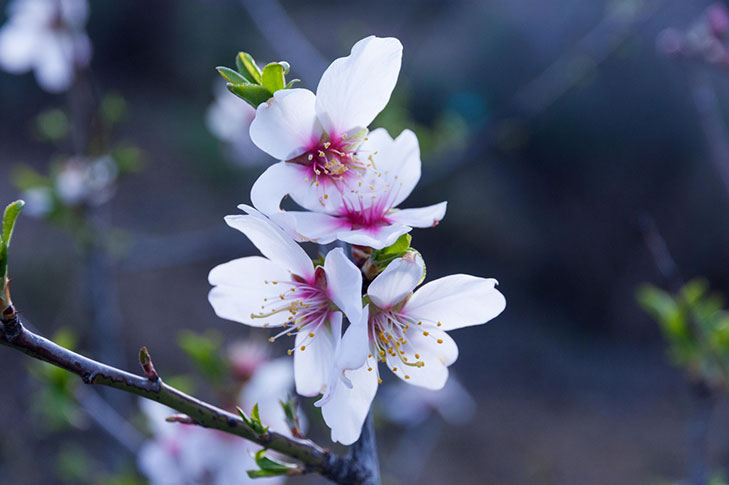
[423,0,666,188]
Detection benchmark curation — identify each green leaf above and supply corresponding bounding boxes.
[2,200,24,248]
[227,83,273,108]
[285,78,301,89]
[236,52,262,84]
[237,405,268,434]
[216,66,249,85]
[247,449,300,478]
[261,63,285,93]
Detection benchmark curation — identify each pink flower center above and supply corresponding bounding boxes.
[251,273,334,354]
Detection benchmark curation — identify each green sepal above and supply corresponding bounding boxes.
[285,79,301,89]
[236,52,262,84]
[261,63,285,93]
[216,66,249,85]
[227,83,273,108]
[247,449,300,479]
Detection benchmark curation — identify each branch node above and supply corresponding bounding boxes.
[166,414,197,425]
[1,313,21,342]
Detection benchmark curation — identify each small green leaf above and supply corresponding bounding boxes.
[216,66,249,85]
[237,405,268,434]
[227,83,273,108]
[236,52,262,84]
[3,200,25,248]
[247,449,301,478]
[285,78,301,89]
[261,63,285,93]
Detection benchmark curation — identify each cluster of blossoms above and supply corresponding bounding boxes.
[0,0,91,92]
[208,36,506,445]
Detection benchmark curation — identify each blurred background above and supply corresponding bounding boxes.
[3,0,729,483]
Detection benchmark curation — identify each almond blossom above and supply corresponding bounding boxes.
[364,252,505,389]
[0,0,91,92]
[207,205,365,402]
[269,128,447,249]
[248,35,402,216]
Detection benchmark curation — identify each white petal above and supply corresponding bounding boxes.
[288,174,347,214]
[334,304,370,372]
[323,248,363,325]
[367,253,425,309]
[34,32,74,92]
[208,256,292,327]
[315,36,402,135]
[336,223,411,250]
[250,161,308,215]
[321,357,379,445]
[388,201,447,228]
[387,327,458,390]
[360,128,421,209]
[294,312,339,397]
[405,275,506,330]
[225,206,314,280]
[271,211,345,244]
[249,88,322,160]
[0,24,37,72]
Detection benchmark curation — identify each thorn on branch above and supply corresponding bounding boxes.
[138,346,158,381]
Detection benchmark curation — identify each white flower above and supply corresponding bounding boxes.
[312,253,504,445]
[208,205,366,407]
[206,82,266,166]
[365,252,505,389]
[270,128,447,249]
[138,357,293,485]
[0,0,91,92]
[248,35,402,216]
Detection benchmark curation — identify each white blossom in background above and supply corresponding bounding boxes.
[206,82,267,166]
[0,0,91,92]
[249,36,402,216]
[208,205,370,442]
[55,156,117,206]
[138,357,293,485]
[380,374,477,427]
[271,128,447,249]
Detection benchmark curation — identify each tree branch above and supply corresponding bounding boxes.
[0,313,370,484]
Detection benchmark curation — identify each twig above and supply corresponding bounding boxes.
[346,412,381,485]
[0,314,373,484]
